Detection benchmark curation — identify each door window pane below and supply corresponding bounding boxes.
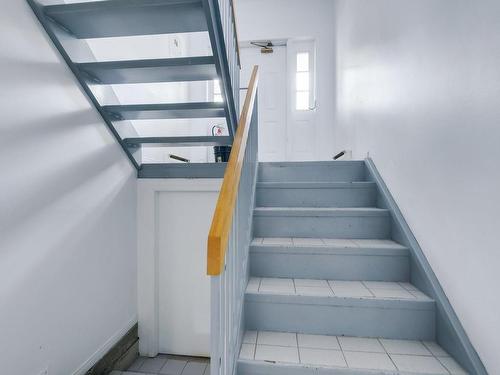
[296,51,310,110]
[296,72,309,91]
[296,52,309,72]
[213,79,223,102]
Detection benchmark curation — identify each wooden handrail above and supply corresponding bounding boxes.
[207,66,259,275]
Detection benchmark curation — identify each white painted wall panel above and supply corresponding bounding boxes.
[137,179,221,357]
[158,190,217,356]
[333,1,500,373]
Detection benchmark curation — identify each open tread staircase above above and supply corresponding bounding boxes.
[28,0,240,177]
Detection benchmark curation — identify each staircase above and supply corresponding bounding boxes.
[237,161,468,374]
[28,0,240,178]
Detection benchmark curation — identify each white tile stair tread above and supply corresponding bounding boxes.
[254,207,388,213]
[239,330,468,374]
[252,237,406,249]
[246,277,432,301]
[255,206,386,210]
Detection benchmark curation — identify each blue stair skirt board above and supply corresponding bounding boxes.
[27,0,239,178]
[236,160,485,375]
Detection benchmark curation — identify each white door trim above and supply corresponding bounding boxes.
[137,178,222,357]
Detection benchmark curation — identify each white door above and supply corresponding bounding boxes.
[240,46,287,161]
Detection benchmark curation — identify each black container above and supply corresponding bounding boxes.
[214,146,232,162]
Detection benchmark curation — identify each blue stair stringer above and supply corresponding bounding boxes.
[27,0,240,178]
[237,160,486,375]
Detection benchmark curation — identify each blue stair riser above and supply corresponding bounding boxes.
[256,183,377,208]
[245,295,435,341]
[253,212,391,239]
[250,249,409,281]
[258,161,366,183]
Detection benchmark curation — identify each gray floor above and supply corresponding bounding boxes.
[112,354,210,375]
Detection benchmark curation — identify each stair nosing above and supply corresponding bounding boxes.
[123,135,232,147]
[256,181,376,189]
[103,101,225,111]
[253,207,389,217]
[250,244,409,256]
[237,358,449,375]
[259,160,365,167]
[76,56,215,69]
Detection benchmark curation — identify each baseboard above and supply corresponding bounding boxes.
[112,340,140,372]
[364,158,487,375]
[71,317,138,375]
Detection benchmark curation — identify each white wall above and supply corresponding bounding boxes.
[237,0,336,160]
[0,2,138,374]
[333,1,500,373]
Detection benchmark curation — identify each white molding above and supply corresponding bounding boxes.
[137,178,222,357]
[72,316,137,375]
